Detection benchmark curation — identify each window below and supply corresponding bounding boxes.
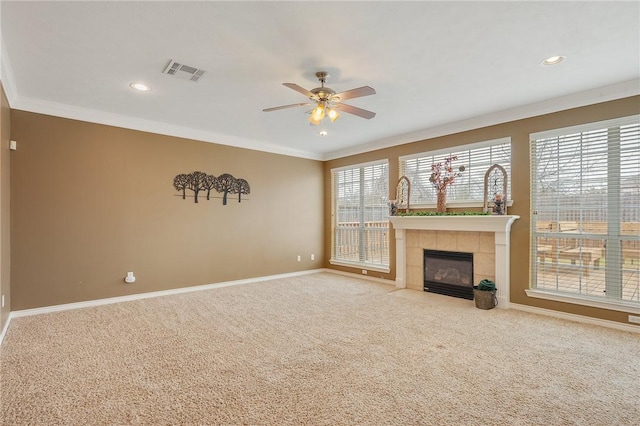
[399,138,511,207]
[530,115,640,310]
[331,160,389,271]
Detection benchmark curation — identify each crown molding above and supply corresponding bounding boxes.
[0,37,18,105]
[9,95,324,160]
[323,79,640,160]
[7,78,639,163]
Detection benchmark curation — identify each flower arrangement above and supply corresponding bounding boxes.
[429,155,465,212]
[429,155,466,193]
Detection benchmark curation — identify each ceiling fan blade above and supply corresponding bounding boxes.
[283,83,315,99]
[263,102,312,112]
[333,86,376,101]
[334,103,376,120]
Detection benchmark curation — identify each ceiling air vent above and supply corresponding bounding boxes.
[162,60,206,82]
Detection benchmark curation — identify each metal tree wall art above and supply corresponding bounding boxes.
[173,171,250,205]
[173,174,190,199]
[236,178,250,203]
[215,173,237,205]
[187,171,208,203]
[203,175,218,200]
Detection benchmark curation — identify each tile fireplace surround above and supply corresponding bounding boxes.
[389,215,520,308]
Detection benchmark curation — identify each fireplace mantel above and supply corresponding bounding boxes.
[389,215,520,308]
[389,215,519,233]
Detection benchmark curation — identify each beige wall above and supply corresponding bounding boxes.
[0,84,10,328]
[10,111,324,310]
[324,96,640,326]
[5,95,640,327]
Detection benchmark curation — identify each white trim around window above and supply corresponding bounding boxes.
[399,137,512,208]
[529,114,640,309]
[331,159,390,270]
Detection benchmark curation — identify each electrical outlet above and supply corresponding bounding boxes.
[297,255,301,262]
[1,294,4,308]
[629,315,640,324]
[362,270,368,275]
[311,254,315,261]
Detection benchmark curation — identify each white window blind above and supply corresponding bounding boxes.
[331,160,389,269]
[399,138,511,206]
[530,115,640,306]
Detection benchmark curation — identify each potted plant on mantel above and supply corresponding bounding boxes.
[429,156,465,213]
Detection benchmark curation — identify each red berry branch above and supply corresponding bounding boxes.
[429,156,466,192]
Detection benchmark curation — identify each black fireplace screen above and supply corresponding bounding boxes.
[424,249,474,300]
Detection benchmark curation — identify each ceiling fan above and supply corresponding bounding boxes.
[263,71,376,125]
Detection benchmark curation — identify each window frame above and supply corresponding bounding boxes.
[399,137,512,209]
[527,115,640,313]
[330,159,390,272]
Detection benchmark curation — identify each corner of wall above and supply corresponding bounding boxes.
[0,81,11,331]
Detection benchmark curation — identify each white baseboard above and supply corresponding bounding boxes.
[0,268,437,341]
[0,269,327,346]
[7,269,325,319]
[7,268,389,320]
[0,312,12,346]
[322,268,397,286]
[325,270,640,333]
[510,303,640,334]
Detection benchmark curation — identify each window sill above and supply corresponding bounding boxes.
[525,289,640,314]
[410,200,514,209]
[329,259,390,274]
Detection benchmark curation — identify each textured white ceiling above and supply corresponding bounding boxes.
[1,1,639,160]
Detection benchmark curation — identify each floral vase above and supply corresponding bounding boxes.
[436,190,447,213]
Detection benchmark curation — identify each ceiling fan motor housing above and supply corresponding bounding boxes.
[310,87,336,101]
[311,72,335,101]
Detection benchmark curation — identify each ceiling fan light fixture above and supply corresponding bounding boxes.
[309,114,321,126]
[311,103,325,121]
[328,108,340,122]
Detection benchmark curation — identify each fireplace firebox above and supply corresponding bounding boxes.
[424,249,474,300]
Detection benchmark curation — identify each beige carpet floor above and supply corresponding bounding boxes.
[1,272,639,425]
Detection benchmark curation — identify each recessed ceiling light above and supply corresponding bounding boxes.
[130,82,151,92]
[318,130,328,136]
[542,55,565,66]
